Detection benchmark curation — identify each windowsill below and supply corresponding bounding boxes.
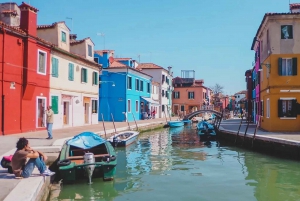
[92,113,98,115]
[280,117,296,119]
[37,72,46,75]
[81,82,87,84]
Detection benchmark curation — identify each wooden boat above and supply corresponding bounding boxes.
[168,120,184,127]
[107,131,139,147]
[197,121,217,136]
[181,119,192,125]
[57,132,117,183]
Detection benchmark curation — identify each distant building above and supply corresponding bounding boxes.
[251,3,300,131]
[233,90,247,111]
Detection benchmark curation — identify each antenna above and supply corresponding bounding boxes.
[66,17,73,33]
[137,54,140,63]
[96,33,105,49]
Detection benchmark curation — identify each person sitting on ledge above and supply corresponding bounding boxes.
[11,137,55,178]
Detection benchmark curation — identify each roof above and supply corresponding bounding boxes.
[173,77,194,84]
[0,21,26,35]
[107,66,152,78]
[251,12,300,49]
[152,81,160,86]
[70,37,94,45]
[290,3,300,9]
[137,63,163,70]
[19,2,38,12]
[1,10,18,15]
[109,61,128,68]
[37,21,70,31]
[234,90,247,95]
[94,50,113,56]
[114,58,132,61]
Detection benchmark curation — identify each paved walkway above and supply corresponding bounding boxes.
[0,117,171,201]
[219,118,300,143]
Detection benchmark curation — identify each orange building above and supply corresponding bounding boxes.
[252,4,300,131]
[172,77,212,116]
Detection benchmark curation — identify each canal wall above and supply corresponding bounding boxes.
[216,129,300,161]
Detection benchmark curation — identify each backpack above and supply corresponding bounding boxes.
[1,155,13,174]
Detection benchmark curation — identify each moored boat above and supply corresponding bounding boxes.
[168,121,184,127]
[181,119,192,125]
[57,132,117,183]
[107,131,139,147]
[197,121,217,141]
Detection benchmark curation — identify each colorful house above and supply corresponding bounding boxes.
[0,2,51,135]
[37,23,101,129]
[251,4,300,131]
[94,51,153,122]
[137,63,173,118]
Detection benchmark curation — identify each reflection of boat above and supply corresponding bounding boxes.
[197,121,217,141]
[181,119,192,125]
[58,132,117,183]
[169,126,184,135]
[168,121,184,127]
[107,131,139,147]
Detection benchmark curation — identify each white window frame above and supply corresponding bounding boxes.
[279,97,296,119]
[36,96,47,128]
[37,49,47,75]
[135,100,139,112]
[188,91,194,99]
[127,99,131,113]
[266,98,270,118]
[88,44,93,57]
[174,91,180,99]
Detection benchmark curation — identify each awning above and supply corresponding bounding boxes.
[141,97,160,106]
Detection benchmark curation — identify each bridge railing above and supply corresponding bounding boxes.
[201,105,214,110]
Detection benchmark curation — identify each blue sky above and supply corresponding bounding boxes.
[15,0,294,94]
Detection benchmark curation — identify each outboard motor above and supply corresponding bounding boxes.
[83,153,95,184]
[112,136,120,147]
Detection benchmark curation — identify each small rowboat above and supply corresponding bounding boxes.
[168,121,184,128]
[107,131,140,147]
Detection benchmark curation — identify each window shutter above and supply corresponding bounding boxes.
[85,69,88,82]
[292,99,297,117]
[68,63,72,80]
[292,58,297,76]
[278,99,283,117]
[51,57,55,76]
[278,58,282,75]
[173,92,175,98]
[56,59,59,77]
[51,96,59,114]
[178,92,180,99]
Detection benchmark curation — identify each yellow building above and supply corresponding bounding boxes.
[253,4,300,132]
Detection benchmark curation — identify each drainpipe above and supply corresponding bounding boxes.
[1,27,6,135]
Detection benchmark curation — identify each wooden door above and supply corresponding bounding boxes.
[37,98,45,127]
[63,102,68,125]
[174,105,179,116]
[85,103,89,123]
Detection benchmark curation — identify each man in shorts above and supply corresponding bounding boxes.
[11,137,55,178]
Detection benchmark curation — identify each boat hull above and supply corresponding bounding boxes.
[107,131,139,147]
[168,121,184,127]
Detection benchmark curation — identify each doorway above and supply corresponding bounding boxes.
[63,101,69,125]
[36,97,46,128]
[173,105,179,116]
[84,103,89,124]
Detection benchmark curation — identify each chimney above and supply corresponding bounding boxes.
[290,3,300,13]
[19,2,38,36]
[0,3,21,26]
[69,34,77,42]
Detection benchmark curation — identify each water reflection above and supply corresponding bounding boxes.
[57,127,300,201]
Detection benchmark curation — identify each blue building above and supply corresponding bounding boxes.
[95,50,153,122]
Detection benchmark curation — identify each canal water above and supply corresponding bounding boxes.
[56,124,300,201]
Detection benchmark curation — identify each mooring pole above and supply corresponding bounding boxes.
[132,113,138,131]
[163,110,168,123]
[243,118,251,143]
[111,113,117,134]
[234,116,244,144]
[252,116,261,148]
[167,106,172,121]
[217,110,224,129]
[101,113,107,138]
[123,112,131,130]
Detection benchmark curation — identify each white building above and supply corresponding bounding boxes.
[151,81,161,118]
[234,90,246,111]
[137,63,173,118]
[37,22,101,129]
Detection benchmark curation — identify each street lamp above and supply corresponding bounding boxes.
[99,81,115,87]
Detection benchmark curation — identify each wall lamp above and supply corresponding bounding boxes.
[99,81,115,86]
[259,63,271,71]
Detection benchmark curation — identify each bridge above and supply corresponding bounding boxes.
[182,105,228,120]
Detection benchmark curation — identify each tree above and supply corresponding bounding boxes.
[210,83,224,95]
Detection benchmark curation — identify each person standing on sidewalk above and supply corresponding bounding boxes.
[45,106,54,139]
[11,137,55,178]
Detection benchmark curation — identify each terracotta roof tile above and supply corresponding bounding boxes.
[290,3,300,9]
[1,10,18,15]
[0,21,26,35]
[70,37,94,45]
[137,63,163,69]
[19,2,38,12]
[37,21,70,30]
[114,58,132,61]
[109,61,128,68]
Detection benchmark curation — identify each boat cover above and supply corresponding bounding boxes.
[67,132,106,149]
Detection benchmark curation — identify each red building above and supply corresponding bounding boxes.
[0,2,51,135]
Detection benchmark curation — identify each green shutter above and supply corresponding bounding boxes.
[278,58,282,76]
[278,99,283,117]
[293,58,297,76]
[51,57,58,77]
[68,63,74,81]
[51,96,59,114]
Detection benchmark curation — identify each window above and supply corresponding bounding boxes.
[37,50,47,75]
[166,77,169,85]
[162,75,165,83]
[51,96,59,114]
[135,101,138,112]
[68,63,74,81]
[281,25,293,39]
[162,90,165,97]
[51,57,59,77]
[188,92,194,99]
[81,68,88,83]
[278,58,297,76]
[94,57,99,63]
[135,79,139,90]
[261,100,264,116]
[127,100,131,112]
[140,80,143,91]
[174,91,180,99]
[92,72,98,85]
[88,45,92,57]
[162,105,165,112]
[166,91,169,99]
[127,76,132,89]
[92,100,98,113]
[147,83,150,93]
[181,105,184,111]
[61,31,66,42]
[278,98,297,118]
